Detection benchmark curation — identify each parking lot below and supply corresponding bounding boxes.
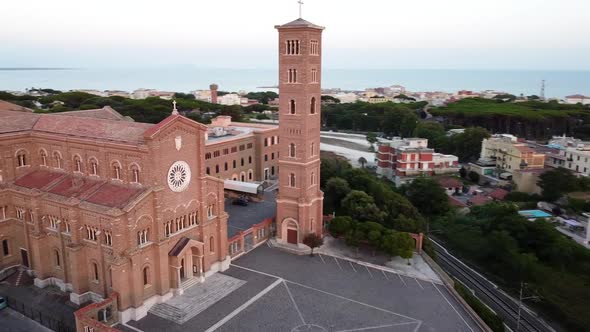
[129,245,481,332]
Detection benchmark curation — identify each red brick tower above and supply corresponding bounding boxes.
[210,83,218,104]
[275,18,324,246]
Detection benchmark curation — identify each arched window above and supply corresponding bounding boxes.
[310,97,316,114]
[54,249,60,267]
[54,152,62,169]
[289,100,296,114]
[74,155,82,172]
[2,239,9,256]
[248,156,252,164]
[112,162,121,180]
[289,143,296,158]
[130,164,140,183]
[289,173,296,187]
[206,167,210,175]
[93,262,99,281]
[271,166,275,176]
[143,266,150,286]
[16,150,27,167]
[240,172,245,182]
[210,236,215,252]
[248,170,253,181]
[40,150,48,167]
[89,158,98,176]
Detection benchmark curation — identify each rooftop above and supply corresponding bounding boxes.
[275,18,325,30]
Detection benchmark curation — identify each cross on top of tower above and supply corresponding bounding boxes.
[298,0,304,18]
[172,100,179,115]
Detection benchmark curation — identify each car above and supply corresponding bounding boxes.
[0,296,7,310]
[232,197,249,206]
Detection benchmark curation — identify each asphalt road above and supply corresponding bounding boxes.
[431,239,556,332]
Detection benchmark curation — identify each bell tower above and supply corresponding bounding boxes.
[275,17,324,246]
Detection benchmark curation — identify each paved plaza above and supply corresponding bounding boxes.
[127,245,481,332]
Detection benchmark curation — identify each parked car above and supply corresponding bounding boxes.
[0,296,7,310]
[232,197,249,206]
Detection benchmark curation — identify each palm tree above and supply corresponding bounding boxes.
[358,157,367,168]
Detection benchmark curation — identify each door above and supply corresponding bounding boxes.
[287,229,298,245]
[180,259,185,279]
[20,249,29,267]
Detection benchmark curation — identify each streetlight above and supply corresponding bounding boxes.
[516,281,539,331]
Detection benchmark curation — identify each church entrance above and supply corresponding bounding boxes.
[287,229,298,244]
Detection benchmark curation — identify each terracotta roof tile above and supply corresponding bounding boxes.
[437,177,463,188]
[489,188,509,200]
[14,170,65,189]
[85,182,144,209]
[56,106,130,121]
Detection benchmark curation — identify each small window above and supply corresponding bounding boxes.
[241,158,244,166]
[90,158,98,175]
[286,40,301,55]
[74,156,82,172]
[311,69,318,83]
[2,239,9,256]
[205,153,212,160]
[289,100,296,115]
[40,150,48,166]
[310,40,319,55]
[112,162,121,180]
[264,155,268,162]
[93,263,99,281]
[215,165,220,174]
[310,97,317,114]
[224,162,228,171]
[210,236,215,252]
[289,143,296,158]
[54,249,60,267]
[54,152,62,169]
[206,167,211,175]
[16,150,27,167]
[287,69,297,83]
[248,156,252,164]
[233,160,237,168]
[289,173,296,187]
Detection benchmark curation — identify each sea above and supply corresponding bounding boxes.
[1,67,588,98]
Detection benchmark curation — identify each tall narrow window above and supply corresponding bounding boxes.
[2,239,9,256]
[90,158,98,176]
[54,152,62,169]
[40,150,47,166]
[54,249,60,267]
[93,263,99,281]
[288,69,298,83]
[224,162,228,171]
[131,165,140,183]
[16,150,27,167]
[206,167,210,175]
[311,142,315,156]
[310,40,319,55]
[112,162,121,180]
[74,156,82,172]
[310,97,317,114]
[311,172,316,186]
[289,100,296,114]
[215,165,219,174]
[289,173,296,187]
[286,40,300,55]
[210,236,215,252]
[289,143,296,158]
[143,267,149,286]
[311,69,318,83]
[241,158,244,166]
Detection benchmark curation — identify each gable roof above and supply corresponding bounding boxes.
[56,106,131,121]
[143,114,207,139]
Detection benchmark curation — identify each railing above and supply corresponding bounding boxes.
[74,292,119,332]
[4,295,75,332]
[228,217,273,258]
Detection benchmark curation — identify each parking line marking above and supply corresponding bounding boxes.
[365,266,373,278]
[205,277,284,332]
[319,254,326,264]
[283,281,306,324]
[433,284,474,332]
[349,261,357,272]
[398,274,407,287]
[381,270,389,280]
[414,278,424,290]
[334,257,343,271]
[335,321,419,332]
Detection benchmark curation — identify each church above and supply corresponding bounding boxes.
[0,13,324,326]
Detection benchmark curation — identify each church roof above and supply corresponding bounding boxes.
[56,106,132,121]
[275,18,324,30]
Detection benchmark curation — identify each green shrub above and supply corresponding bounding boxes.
[328,216,354,237]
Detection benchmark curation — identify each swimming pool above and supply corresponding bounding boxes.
[518,209,552,219]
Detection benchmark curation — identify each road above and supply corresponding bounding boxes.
[431,239,556,332]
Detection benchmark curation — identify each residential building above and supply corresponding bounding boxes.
[217,94,241,106]
[275,18,325,246]
[565,94,590,105]
[376,138,460,186]
[479,134,545,173]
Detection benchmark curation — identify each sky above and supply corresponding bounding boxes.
[2,0,590,70]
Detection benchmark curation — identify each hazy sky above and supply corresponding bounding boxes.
[2,0,590,69]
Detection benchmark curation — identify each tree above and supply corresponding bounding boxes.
[459,166,467,178]
[328,216,354,237]
[255,113,269,120]
[447,127,490,162]
[538,167,584,201]
[324,177,351,214]
[403,178,450,218]
[341,190,385,223]
[468,170,480,183]
[303,233,324,256]
[394,232,415,265]
[358,157,367,168]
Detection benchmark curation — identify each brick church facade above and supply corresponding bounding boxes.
[0,104,230,321]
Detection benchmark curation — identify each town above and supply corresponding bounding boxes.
[1,4,590,332]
